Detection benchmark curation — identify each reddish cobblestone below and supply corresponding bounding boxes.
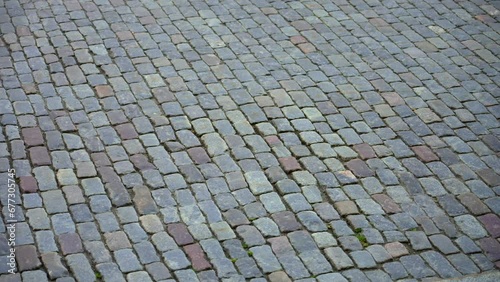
[279,157,301,172]
[130,154,156,170]
[353,143,376,160]
[95,85,114,98]
[116,31,134,41]
[372,194,401,214]
[183,243,211,271]
[290,36,307,44]
[298,43,316,53]
[268,236,294,256]
[115,123,138,140]
[269,271,292,282]
[187,147,211,164]
[457,193,491,215]
[265,135,282,146]
[22,127,44,147]
[97,167,121,183]
[272,211,302,232]
[167,223,194,246]
[478,214,500,238]
[382,92,405,106]
[58,233,83,255]
[345,159,374,177]
[334,201,359,216]
[29,147,51,166]
[16,245,41,271]
[19,176,38,193]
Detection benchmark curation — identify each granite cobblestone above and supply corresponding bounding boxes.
[1,0,499,280]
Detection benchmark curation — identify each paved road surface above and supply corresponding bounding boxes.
[0,0,499,281]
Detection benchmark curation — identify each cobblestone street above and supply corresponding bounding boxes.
[0,0,500,281]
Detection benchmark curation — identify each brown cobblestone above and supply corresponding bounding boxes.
[478,237,500,261]
[187,147,211,164]
[412,146,439,162]
[372,194,401,214]
[29,147,51,166]
[167,223,194,246]
[22,127,44,147]
[457,193,491,215]
[115,123,138,140]
[346,159,374,177]
[95,85,114,98]
[334,201,359,216]
[478,214,500,238]
[385,242,408,258]
[279,157,301,172]
[16,245,41,271]
[20,176,38,193]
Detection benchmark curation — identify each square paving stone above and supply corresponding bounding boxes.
[58,233,83,255]
[41,252,69,279]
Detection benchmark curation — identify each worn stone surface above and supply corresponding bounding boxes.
[1,0,499,281]
[58,233,83,255]
[41,253,69,279]
[16,245,41,271]
[184,243,211,271]
[167,223,194,246]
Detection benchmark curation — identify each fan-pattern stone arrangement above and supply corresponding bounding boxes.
[0,0,499,281]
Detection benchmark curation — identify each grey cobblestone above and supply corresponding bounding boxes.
[66,254,95,282]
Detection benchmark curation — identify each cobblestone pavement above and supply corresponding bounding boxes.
[0,0,499,281]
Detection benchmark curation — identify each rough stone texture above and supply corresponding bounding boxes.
[385,242,409,258]
[29,147,51,166]
[16,245,41,271]
[324,247,354,270]
[58,233,83,255]
[22,127,44,147]
[132,185,158,215]
[412,146,439,162]
[478,214,500,238]
[41,253,69,279]
[184,243,211,271]
[66,254,95,282]
[167,223,194,246]
[2,0,499,280]
[19,176,39,193]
